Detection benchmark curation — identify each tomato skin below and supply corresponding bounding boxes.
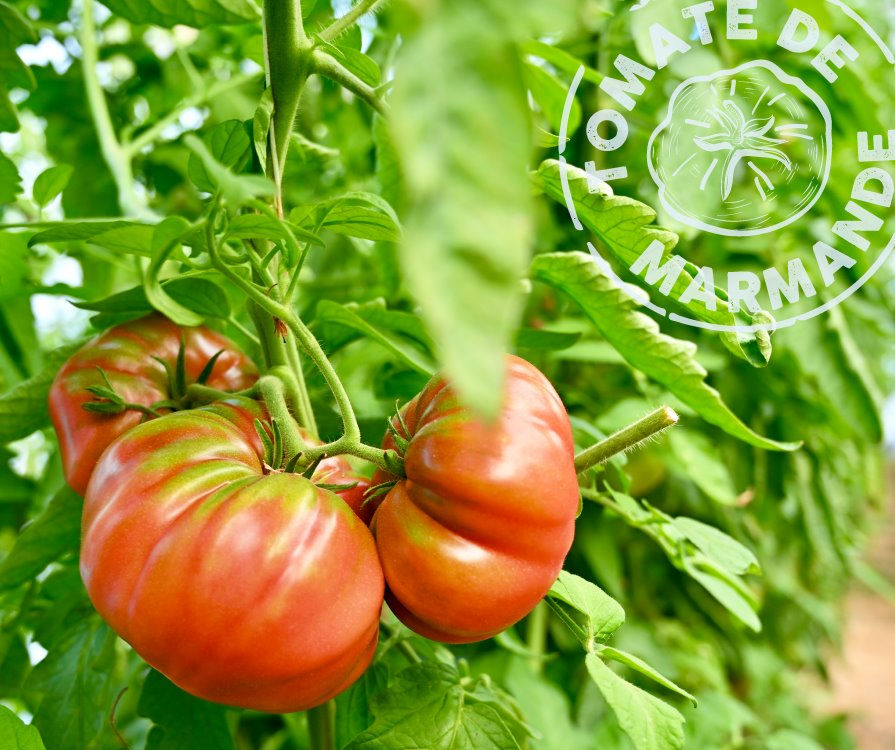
[371,355,578,643]
[81,399,384,713]
[313,454,374,523]
[49,315,258,495]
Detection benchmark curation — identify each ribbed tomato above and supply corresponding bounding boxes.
[81,399,384,712]
[49,314,257,495]
[370,355,579,643]
[308,450,373,524]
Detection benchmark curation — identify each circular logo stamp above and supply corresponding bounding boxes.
[558,1,895,333]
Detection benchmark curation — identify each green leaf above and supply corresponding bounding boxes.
[598,646,696,706]
[536,160,773,368]
[548,571,625,644]
[0,705,46,750]
[347,661,529,750]
[89,224,156,257]
[317,43,381,87]
[28,221,145,247]
[0,341,83,443]
[139,669,235,750]
[292,192,401,242]
[667,430,739,505]
[252,88,273,171]
[514,328,581,352]
[314,300,436,376]
[0,2,36,133]
[682,561,762,632]
[144,217,204,326]
[0,152,21,203]
[671,517,760,577]
[184,134,274,206]
[389,1,536,417]
[335,663,389,749]
[522,62,580,133]
[188,120,253,194]
[76,277,230,325]
[531,253,799,452]
[98,0,259,27]
[0,488,81,590]
[32,165,74,208]
[585,653,685,750]
[225,214,322,245]
[521,40,603,84]
[26,618,117,750]
[765,730,825,750]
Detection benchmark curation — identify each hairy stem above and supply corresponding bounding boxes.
[318,0,387,43]
[574,407,679,473]
[258,376,307,461]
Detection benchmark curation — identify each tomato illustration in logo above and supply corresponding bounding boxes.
[648,60,832,237]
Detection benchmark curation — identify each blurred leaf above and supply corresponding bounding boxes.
[0,2,36,132]
[28,220,146,247]
[0,705,46,749]
[0,153,21,203]
[531,253,799,452]
[99,0,259,27]
[514,328,580,352]
[252,87,273,171]
[188,120,253,195]
[667,430,738,505]
[522,62,580,133]
[32,165,73,208]
[585,653,685,750]
[672,518,760,577]
[0,488,81,590]
[139,669,235,750]
[184,134,273,206]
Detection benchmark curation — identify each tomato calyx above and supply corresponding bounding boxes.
[82,367,163,419]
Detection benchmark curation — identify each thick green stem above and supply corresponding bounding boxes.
[318,0,387,43]
[526,601,548,675]
[574,407,679,473]
[263,0,312,177]
[312,50,388,115]
[284,329,318,436]
[80,0,151,219]
[258,376,307,461]
[307,702,334,750]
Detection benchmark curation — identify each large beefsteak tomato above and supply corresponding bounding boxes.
[81,398,384,712]
[49,314,257,494]
[370,355,579,643]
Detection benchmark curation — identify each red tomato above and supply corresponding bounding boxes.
[314,454,373,523]
[49,314,257,495]
[81,399,384,712]
[370,355,579,643]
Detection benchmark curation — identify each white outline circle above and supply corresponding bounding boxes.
[646,60,833,237]
[557,0,895,335]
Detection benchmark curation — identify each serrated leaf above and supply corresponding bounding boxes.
[98,0,259,28]
[0,488,81,590]
[314,300,435,376]
[536,160,773,368]
[0,705,46,750]
[347,661,527,750]
[531,253,798,452]
[32,164,73,208]
[599,646,696,706]
[138,670,235,750]
[672,517,760,577]
[548,571,625,644]
[0,341,83,443]
[26,618,117,750]
[585,653,685,750]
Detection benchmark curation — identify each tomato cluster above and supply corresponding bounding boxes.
[50,317,579,712]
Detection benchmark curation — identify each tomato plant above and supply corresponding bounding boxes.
[0,1,891,750]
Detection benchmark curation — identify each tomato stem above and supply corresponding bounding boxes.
[258,376,310,462]
[574,406,679,473]
[306,701,334,750]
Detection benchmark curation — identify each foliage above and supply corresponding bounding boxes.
[0,0,891,749]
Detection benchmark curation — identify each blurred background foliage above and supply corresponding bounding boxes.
[0,0,893,748]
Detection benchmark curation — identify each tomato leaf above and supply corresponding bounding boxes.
[335,663,389,749]
[531,252,800,452]
[0,705,46,750]
[0,152,22,203]
[143,217,205,326]
[98,0,259,28]
[188,120,253,195]
[0,487,81,590]
[584,653,685,750]
[28,220,146,247]
[672,517,760,577]
[26,618,117,750]
[139,669,235,750]
[32,164,73,208]
[184,134,274,206]
[547,571,625,644]
[598,646,697,706]
[291,192,401,242]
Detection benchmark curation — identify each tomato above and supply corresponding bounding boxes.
[49,314,258,495]
[304,434,374,523]
[81,398,384,712]
[370,355,579,643]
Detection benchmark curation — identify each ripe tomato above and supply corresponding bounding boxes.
[303,432,373,523]
[49,314,257,495]
[81,399,384,712]
[370,355,579,643]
